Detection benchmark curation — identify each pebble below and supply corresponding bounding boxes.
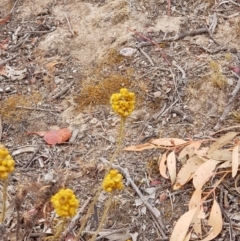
[119,47,136,57]
[5,86,11,92]
[90,118,98,124]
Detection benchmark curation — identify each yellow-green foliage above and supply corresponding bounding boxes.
[51,189,79,217]
[209,60,226,88]
[0,146,15,179]
[102,169,124,192]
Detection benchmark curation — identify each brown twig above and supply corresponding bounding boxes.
[138,47,155,66]
[50,80,75,100]
[129,28,171,66]
[167,0,171,15]
[61,197,92,239]
[160,28,208,42]
[214,77,240,131]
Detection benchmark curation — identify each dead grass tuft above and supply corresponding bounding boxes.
[0,92,42,123]
[209,60,227,88]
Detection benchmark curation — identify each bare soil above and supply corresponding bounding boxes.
[0,0,240,240]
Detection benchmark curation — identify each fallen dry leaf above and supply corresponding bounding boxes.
[199,200,222,241]
[229,66,240,75]
[207,132,239,156]
[170,207,198,241]
[43,128,72,145]
[46,61,63,76]
[183,231,192,241]
[0,15,11,25]
[28,128,72,145]
[232,143,239,178]
[159,152,168,179]
[193,159,221,189]
[189,188,202,238]
[123,142,156,151]
[179,141,202,163]
[208,149,232,161]
[167,151,176,184]
[173,155,204,190]
[150,138,188,147]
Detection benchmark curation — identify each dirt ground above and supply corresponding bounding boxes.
[0,0,240,240]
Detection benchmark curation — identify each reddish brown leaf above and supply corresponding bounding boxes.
[28,128,72,145]
[229,66,240,75]
[43,128,71,145]
[0,15,11,25]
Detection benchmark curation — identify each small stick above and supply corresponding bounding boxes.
[139,67,169,79]
[61,197,92,239]
[0,55,19,66]
[51,80,75,100]
[99,157,167,239]
[138,47,154,66]
[24,144,42,168]
[214,77,240,131]
[10,0,19,13]
[16,106,60,113]
[160,28,208,42]
[64,13,75,36]
[167,0,171,15]
[129,28,171,66]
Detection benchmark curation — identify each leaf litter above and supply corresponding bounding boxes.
[126,131,240,240]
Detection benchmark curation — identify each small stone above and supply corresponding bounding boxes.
[5,86,11,92]
[90,118,98,124]
[119,47,136,57]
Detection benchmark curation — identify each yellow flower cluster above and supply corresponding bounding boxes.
[110,88,135,117]
[0,146,15,179]
[103,169,124,192]
[51,189,79,217]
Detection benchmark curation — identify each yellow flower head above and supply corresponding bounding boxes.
[0,146,15,179]
[103,169,124,192]
[51,188,79,217]
[110,88,135,117]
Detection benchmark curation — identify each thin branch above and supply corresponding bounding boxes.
[129,28,171,66]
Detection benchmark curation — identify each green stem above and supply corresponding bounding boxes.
[89,192,114,241]
[1,178,8,223]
